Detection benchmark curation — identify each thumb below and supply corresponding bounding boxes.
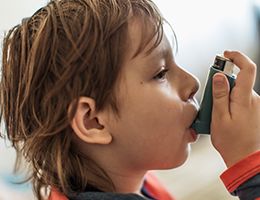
[212,73,230,118]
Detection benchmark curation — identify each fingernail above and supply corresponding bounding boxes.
[213,75,225,87]
[224,50,232,54]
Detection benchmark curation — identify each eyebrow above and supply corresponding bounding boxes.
[146,46,171,61]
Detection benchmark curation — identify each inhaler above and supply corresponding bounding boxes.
[191,55,236,134]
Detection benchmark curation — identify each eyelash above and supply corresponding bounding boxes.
[153,68,169,81]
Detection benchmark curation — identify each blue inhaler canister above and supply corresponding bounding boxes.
[191,55,236,134]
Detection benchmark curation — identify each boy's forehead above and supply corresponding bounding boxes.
[127,18,144,50]
[126,18,174,60]
[125,18,145,59]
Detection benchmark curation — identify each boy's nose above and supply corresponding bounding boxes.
[177,67,200,101]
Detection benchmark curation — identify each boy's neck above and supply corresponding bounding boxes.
[106,169,147,195]
[81,143,148,195]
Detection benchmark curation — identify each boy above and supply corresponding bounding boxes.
[0,0,259,199]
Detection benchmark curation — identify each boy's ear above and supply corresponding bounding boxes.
[69,97,112,145]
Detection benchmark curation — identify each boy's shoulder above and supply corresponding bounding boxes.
[69,192,147,200]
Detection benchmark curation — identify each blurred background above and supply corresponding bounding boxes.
[0,0,259,199]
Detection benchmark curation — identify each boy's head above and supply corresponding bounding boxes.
[0,0,177,197]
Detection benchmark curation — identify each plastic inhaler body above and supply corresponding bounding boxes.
[191,55,236,134]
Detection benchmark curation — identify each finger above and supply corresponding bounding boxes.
[224,50,257,96]
[212,73,230,118]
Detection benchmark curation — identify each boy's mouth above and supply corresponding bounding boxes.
[188,128,199,142]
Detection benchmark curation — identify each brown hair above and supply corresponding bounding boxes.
[0,0,164,199]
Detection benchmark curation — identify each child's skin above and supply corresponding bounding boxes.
[211,51,260,167]
[70,16,260,195]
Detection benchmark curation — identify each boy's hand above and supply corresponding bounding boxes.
[211,50,260,168]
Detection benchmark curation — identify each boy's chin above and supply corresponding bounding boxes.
[157,146,191,170]
[172,144,191,167]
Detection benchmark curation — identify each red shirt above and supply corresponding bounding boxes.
[220,150,260,193]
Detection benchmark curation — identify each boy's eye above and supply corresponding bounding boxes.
[153,68,169,81]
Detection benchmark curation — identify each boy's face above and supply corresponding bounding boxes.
[104,18,200,171]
